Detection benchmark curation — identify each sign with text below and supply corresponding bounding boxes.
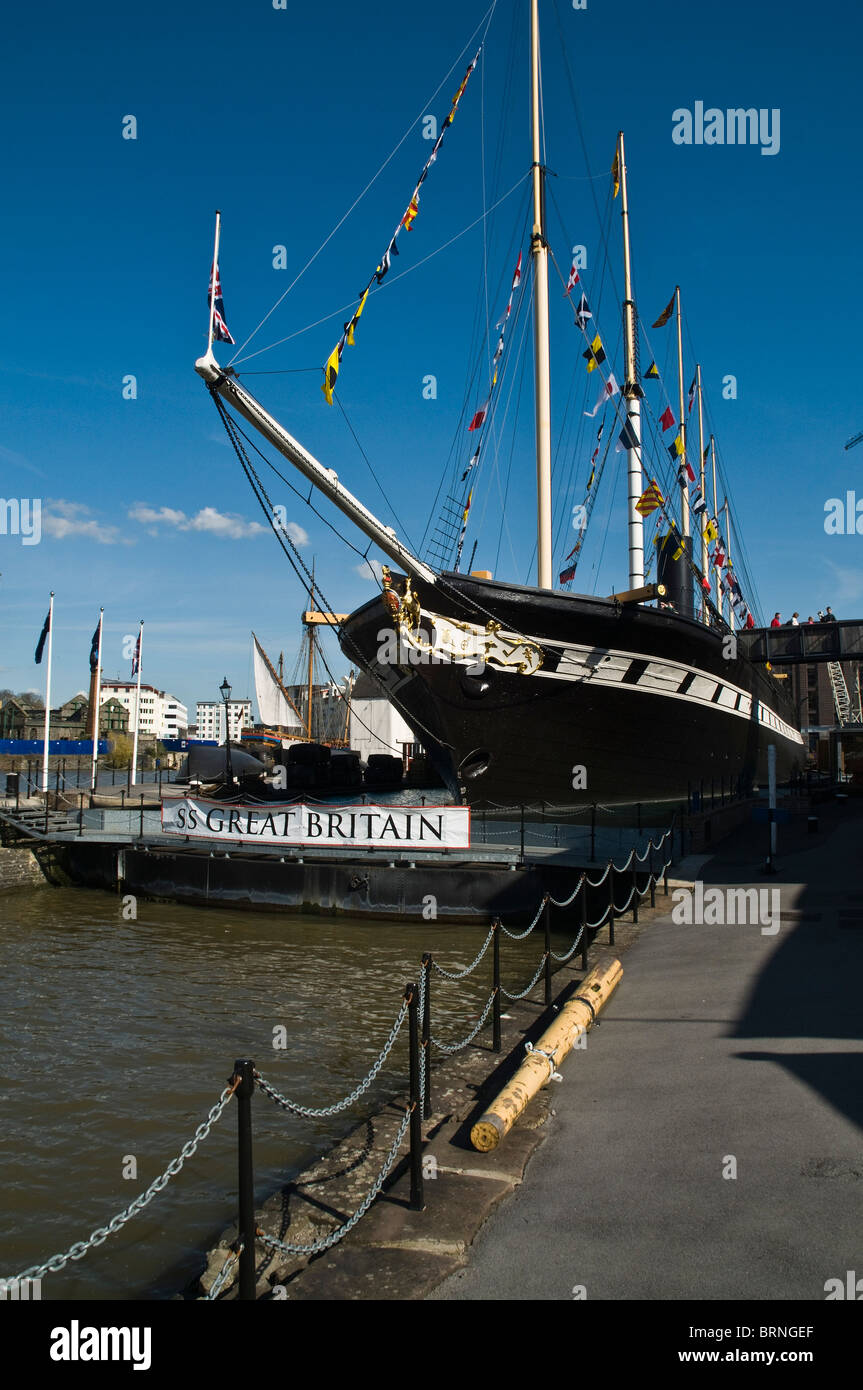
[161,798,470,849]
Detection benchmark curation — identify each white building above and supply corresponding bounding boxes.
[196,699,252,744]
[349,674,419,764]
[100,682,189,741]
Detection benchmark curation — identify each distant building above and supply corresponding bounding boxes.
[196,699,252,743]
[100,682,188,741]
[349,673,420,766]
[0,692,128,740]
[789,657,863,755]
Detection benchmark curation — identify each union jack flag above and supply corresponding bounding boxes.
[209,261,235,344]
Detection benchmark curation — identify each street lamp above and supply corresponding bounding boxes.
[219,676,234,789]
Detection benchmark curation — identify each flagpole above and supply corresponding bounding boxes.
[206,211,222,357]
[710,435,721,618]
[696,364,708,624]
[530,0,553,589]
[40,592,55,794]
[90,609,103,792]
[617,132,644,590]
[675,287,690,541]
[131,620,144,787]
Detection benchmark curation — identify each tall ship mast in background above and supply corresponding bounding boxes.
[196,0,804,809]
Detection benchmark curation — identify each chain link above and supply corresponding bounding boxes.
[585,861,612,888]
[255,1001,407,1119]
[499,897,547,940]
[612,885,636,914]
[549,921,586,962]
[501,952,549,1002]
[205,1243,243,1300]
[431,989,496,1053]
[6,1085,236,1284]
[256,1106,412,1257]
[547,876,585,909]
[431,924,495,979]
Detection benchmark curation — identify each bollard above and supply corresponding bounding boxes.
[543,899,552,1006]
[607,860,615,945]
[421,952,432,1119]
[580,877,589,971]
[406,985,424,1211]
[492,920,501,1054]
[232,1058,256,1301]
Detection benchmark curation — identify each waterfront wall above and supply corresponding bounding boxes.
[0,846,47,891]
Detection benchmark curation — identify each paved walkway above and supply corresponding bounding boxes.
[430,799,863,1300]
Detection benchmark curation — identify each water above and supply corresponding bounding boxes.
[0,881,547,1301]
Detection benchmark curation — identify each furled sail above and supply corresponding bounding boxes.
[252,635,302,730]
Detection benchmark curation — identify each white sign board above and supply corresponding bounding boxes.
[161,798,471,850]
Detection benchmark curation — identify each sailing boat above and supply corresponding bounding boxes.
[195,1,805,810]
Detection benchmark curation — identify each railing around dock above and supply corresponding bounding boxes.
[2,827,673,1300]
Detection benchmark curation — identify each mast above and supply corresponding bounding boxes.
[131,619,143,786]
[40,591,54,795]
[530,0,552,588]
[675,287,689,539]
[89,609,103,792]
[306,568,315,741]
[618,131,644,590]
[207,212,222,358]
[724,501,734,631]
[710,434,720,617]
[695,364,707,623]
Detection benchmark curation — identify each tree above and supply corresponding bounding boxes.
[106,734,134,769]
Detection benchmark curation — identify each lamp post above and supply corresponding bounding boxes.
[220,676,234,790]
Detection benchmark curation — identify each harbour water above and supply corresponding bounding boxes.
[0,879,549,1300]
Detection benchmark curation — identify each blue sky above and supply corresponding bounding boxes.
[2,0,862,716]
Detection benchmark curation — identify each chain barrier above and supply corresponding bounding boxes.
[501,952,550,1002]
[612,885,636,915]
[256,1106,412,1258]
[547,876,585,909]
[254,1001,407,1119]
[585,861,612,888]
[499,895,548,940]
[431,989,496,1053]
[6,1084,237,1284]
[549,921,586,963]
[431,923,495,979]
[205,1243,243,1300]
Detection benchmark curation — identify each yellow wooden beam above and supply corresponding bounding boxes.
[470,955,623,1151]
[302,611,350,626]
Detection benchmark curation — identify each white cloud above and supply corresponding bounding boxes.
[283,521,309,547]
[355,559,384,583]
[128,503,270,540]
[42,498,123,545]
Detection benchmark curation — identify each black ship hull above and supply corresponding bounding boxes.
[338,573,806,808]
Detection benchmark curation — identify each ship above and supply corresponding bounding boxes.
[194,0,805,810]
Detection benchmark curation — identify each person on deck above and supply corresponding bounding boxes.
[770,613,781,627]
[790,613,800,625]
[824,606,837,621]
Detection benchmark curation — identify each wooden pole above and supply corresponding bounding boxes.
[471,956,623,1152]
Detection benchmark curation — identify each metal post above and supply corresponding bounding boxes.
[607,860,615,944]
[406,984,424,1210]
[121,789,126,810]
[519,806,525,864]
[580,877,589,971]
[139,796,144,840]
[492,920,501,1053]
[232,1058,256,1301]
[590,803,596,861]
[127,758,131,793]
[543,899,552,1006]
[421,952,432,1119]
[78,794,83,836]
[15,772,20,812]
[632,862,639,923]
[649,841,656,908]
